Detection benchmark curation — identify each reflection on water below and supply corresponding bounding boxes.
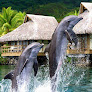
[0,64,92,92]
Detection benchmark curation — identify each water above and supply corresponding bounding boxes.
[0,65,15,81]
[0,64,92,92]
[0,65,15,92]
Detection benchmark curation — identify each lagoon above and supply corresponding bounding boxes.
[0,65,15,81]
[0,64,92,92]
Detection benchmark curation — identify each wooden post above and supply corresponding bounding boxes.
[79,3,83,14]
[1,46,2,53]
[87,34,90,54]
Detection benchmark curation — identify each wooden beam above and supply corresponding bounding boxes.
[1,52,22,56]
[87,34,90,50]
[67,49,92,54]
[1,52,45,57]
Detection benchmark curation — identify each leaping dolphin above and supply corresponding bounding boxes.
[4,42,44,91]
[44,15,83,92]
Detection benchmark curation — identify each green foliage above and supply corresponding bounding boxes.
[0,0,91,24]
[65,56,72,63]
[0,0,90,36]
[25,2,80,22]
[64,7,79,17]
[0,52,7,64]
[0,7,26,36]
[25,2,73,22]
[0,0,91,12]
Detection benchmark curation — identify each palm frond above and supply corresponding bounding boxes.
[2,7,8,20]
[11,12,25,27]
[0,7,26,36]
[2,23,11,31]
[0,14,6,26]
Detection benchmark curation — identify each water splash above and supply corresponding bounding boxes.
[34,81,51,92]
[0,62,88,92]
[0,79,12,92]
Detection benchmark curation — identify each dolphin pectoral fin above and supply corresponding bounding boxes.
[19,59,28,74]
[66,17,83,46]
[4,70,14,80]
[33,59,38,76]
[70,30,78,46]
[66,17,82,46]
[65,30,72,44]
[67,29,78,46]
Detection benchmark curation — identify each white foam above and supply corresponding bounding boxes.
[35,81,52,92]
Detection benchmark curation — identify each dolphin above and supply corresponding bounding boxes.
[44,15,83,91]
[4,42,44,91]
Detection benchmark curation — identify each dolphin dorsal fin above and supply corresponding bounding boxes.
[4,70,14,80]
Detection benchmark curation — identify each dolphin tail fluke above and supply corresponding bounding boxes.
[4,70,14,80]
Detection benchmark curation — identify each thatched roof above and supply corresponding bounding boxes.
[0,14,58,42]
[73,2,92,34]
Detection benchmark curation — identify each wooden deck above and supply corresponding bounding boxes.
[1,45,92,57]
[67,48,92,54]
[1,45,45,56]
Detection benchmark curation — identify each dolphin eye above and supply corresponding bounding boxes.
[67,20,71,24]
[67,20,70,22]
[29,48,32,52]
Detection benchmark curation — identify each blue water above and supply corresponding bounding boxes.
[0,64,92,92]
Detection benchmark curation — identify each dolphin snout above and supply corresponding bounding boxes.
[40,43,44,48]
[41,43,44,46]
[78,17,83,20]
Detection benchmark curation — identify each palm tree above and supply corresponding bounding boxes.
[65,10,79,17]
[0,7,26,36]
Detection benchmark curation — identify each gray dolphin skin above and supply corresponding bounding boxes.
[4,42,44,91]
[45,15,83,91]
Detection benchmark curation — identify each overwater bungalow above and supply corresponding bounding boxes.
[0,14,58,56]
[67,2,92,55]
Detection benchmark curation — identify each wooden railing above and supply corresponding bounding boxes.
[1,45,24,53]
[1,45,45,56]
[67,45,92,54]
[1,45,92,56]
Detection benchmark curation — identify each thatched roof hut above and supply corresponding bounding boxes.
[73,2,92,34]
[67,2,92,55]
[0,14,58,42]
